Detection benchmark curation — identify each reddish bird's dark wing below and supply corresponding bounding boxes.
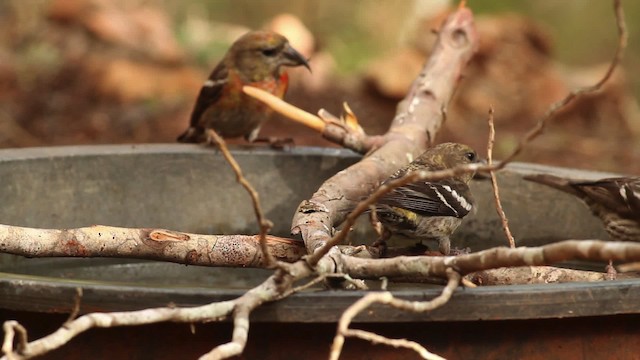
[177,63,228,142]
[189,63,228,127]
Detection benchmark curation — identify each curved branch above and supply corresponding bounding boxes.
[2,301,236,359]
[329,269,460,360]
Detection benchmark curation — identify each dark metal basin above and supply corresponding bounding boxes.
[0,144,638,359]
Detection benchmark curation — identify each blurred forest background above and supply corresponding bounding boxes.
[0,0,639,173]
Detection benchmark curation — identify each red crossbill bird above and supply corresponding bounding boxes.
[177,30,310,143]
[374,143,480,255]
[525,174,640,242]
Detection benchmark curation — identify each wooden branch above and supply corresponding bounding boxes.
[0,224,304,267]
[242,87,382,154]
[311,0,628,265]
[338,240,640,280]
[467,266,632,285]
[243,86,326,132]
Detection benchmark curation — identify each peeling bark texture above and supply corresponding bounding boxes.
[0,224,304,268]
[291,7,479,255]
[467,266,619,285]
[338,240,640,281]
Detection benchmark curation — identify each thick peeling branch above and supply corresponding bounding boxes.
[467,266,631,285]
[291,7,479,256]
[338,240,640,280]
[0,224,304,267]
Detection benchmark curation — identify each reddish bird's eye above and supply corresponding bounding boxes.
[261,48,278,57]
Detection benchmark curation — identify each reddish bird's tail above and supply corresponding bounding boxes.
[177,127,204,143]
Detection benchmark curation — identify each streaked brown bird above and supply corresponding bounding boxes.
[374,142,480,255]
[177,30,310,143]
[524,174,640,242]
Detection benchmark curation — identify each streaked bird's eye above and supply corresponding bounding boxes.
[465,152,476,161]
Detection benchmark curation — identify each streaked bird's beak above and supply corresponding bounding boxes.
[473,158,491,179]
[282,44,311,72]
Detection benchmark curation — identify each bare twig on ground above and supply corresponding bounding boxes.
[618,262,640,272]
[486,107,515,247]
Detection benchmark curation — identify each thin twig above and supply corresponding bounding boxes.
[329,269,460,360]
[206,130,276,268]
[278,275,328,299]
[386,268,460,311]
[277,273,367,299]
[201,305,250,360]
[486,107,515,248]
[368,205,384,239]
[64,288,83,326]
[329,293,444,360]
[498,0,627,166]
[618,262,640,272]
[2,321,28,358]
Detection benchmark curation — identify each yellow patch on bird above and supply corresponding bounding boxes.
[392,207,417,222]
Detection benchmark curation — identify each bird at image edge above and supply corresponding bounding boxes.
[177,30,311,143]
[525,174,640,242]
